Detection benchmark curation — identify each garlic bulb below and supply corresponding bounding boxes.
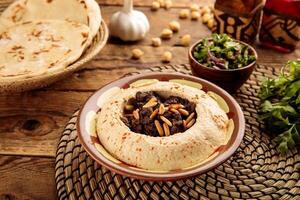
[109,0,150,41]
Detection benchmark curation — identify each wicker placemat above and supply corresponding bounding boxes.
[55,64,300,200]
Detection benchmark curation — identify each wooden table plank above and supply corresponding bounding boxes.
[0,156,57,200]
[0,0,212,10]
[0,111,68,157]
[0,91,93,157]
[100,0,212,8]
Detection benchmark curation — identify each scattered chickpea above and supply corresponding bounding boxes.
[160,28,173,39]
[161,51,172,63]
[131,48,144,59]
[180,34,191,47]
[202,13,211,23]
[151,1,160,11]
[168,20,180,32]
[190,4,200,11]
[164,0,172,9]
[179,9,190,19]
[191,11,200,20]
[207,18,215,29]
[201,6,211,15]
[158,0,165,8]
[151,37,162,47]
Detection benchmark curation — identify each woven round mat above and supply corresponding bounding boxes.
[55,64,300,200]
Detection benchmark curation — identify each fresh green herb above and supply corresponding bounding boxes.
[193,33,256,70]
[259,60,300,154]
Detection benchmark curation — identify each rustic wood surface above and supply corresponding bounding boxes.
[0,0,299,199]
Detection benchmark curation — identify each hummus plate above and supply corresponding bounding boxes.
[78,73,245,181]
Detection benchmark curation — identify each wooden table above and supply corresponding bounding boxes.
[0,0,299,199]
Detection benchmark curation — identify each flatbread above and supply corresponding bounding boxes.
[0,0,101,40]
[0,20,90,79]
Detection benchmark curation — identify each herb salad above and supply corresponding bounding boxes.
[259,60,300,154]
[193,34,256,70]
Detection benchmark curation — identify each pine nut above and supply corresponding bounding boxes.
[133,109,140,120]
[154,120,164,136]
[186,118,195,128]
[170,108,180,114]
[160,116,172,126]
[159,104,165,115]
[150,109,159,119]
[125,104,134,110]
[169,104,184,109]
[178,108,189,116]
[186,112,195,124]
[143,97,158,108]
[163,123,170,136]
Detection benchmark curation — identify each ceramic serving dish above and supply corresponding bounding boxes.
[77,73,245,181]
[189,39,258,93]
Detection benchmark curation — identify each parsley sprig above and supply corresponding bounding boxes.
[193,34,256,69]
[259,60,300,154]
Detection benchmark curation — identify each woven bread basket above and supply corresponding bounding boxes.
[0,1,109,93]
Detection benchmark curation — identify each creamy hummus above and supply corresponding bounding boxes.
[96,81,230,171]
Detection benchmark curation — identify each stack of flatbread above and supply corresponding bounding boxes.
[0,0,101,80]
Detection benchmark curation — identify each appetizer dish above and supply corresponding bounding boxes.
[97,80,230,171]
[189,34,257,92]
[192,33,256,70]
[78,73,245,180]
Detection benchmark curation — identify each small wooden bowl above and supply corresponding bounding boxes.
[77,73,245,181]
[189,39,257,93]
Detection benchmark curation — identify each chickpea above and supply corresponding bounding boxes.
[201,6,211,15]
[151,1,160,11]
[168,20,180,32]
[202,13,211,23]
[161,51,172,63]
[190,4,200,11]
[191,11,200,20]
[180,34,191,46]
[207,18,215,29]
[179,9,190,19]
[131,48,144,59]
[161,28,173,39]
[158,0,165,8]
[164,0,172,9]
[151,37,162,47]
